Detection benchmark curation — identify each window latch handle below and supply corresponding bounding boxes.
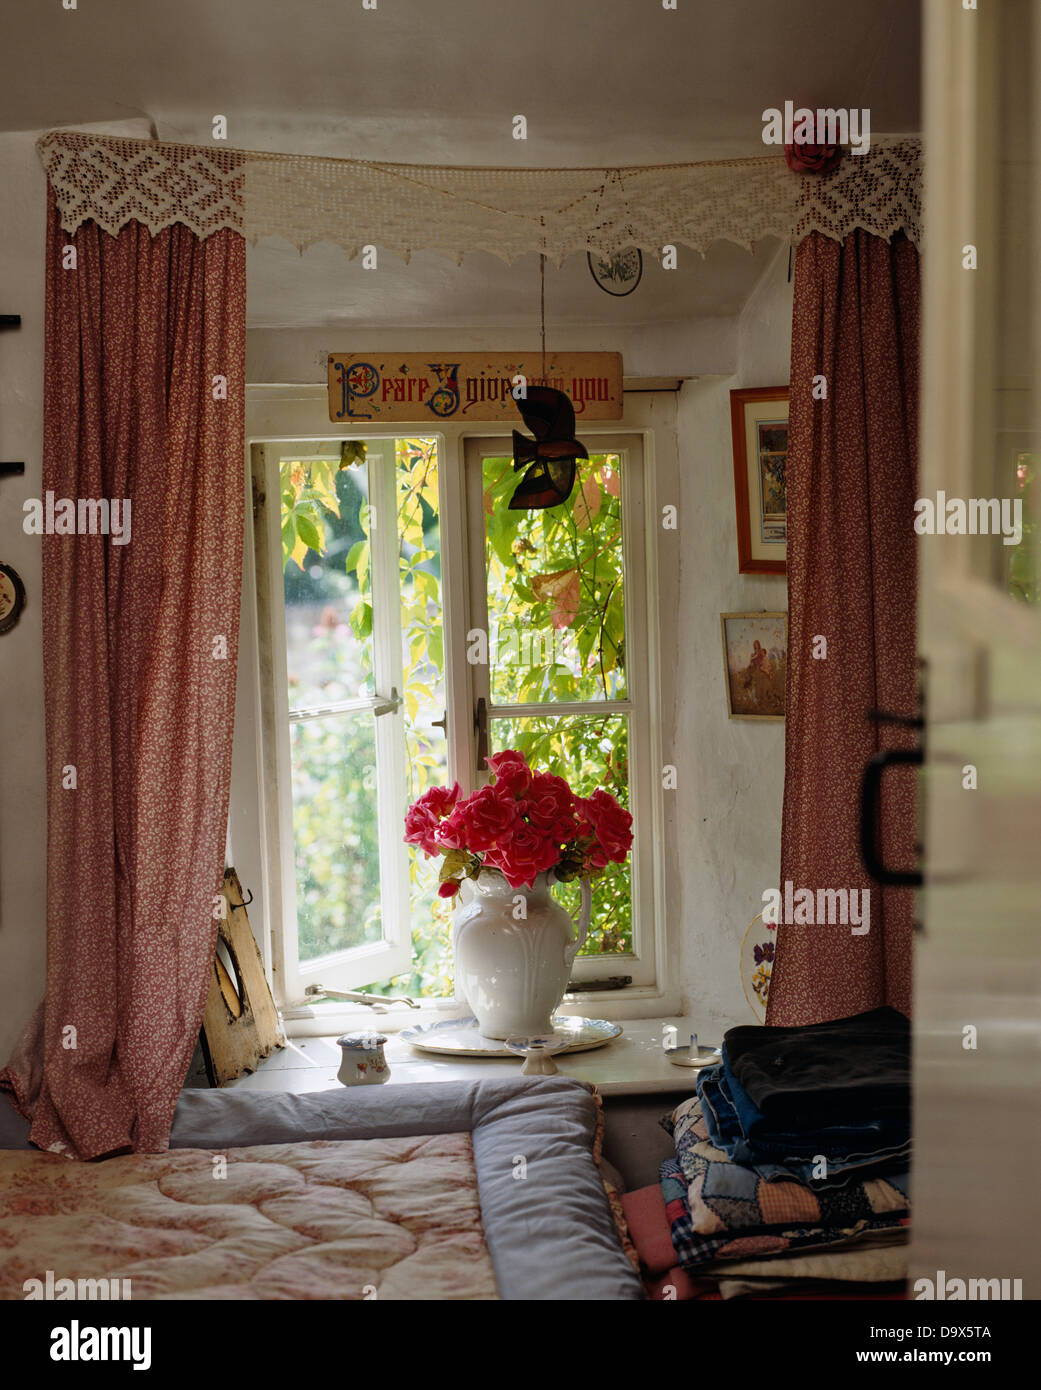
[474,697,488,772]
[374,687,402,717]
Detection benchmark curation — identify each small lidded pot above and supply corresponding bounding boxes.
[336,1032,390,1086]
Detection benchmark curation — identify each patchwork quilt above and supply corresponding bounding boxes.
[662,1095,910,1271]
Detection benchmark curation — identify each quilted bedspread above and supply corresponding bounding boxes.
[0,1133,499,1300]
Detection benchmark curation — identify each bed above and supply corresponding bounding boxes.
[0,1076,643,1301]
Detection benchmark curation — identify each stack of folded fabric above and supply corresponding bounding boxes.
[650,1006,912,1299]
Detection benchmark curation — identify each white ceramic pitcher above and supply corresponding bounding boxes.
[453,869,592,1040]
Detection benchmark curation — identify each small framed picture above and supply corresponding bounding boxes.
[730,386,789,574]
[0,562,25,635]
[720,612,787,721]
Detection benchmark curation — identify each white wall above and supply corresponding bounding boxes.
[246,318,737,383]
[0,131,48,1058]
[675,243,793,1035]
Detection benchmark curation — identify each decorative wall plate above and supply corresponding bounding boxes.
[0,563,25,635]
[587,247,643,297]
[400,1015,622,1057]
[740,910,777,1022]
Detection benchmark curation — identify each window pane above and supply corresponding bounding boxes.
[482,453,626,703]
[281,451,374,706]
[290,712,382,961]
[490,713,633,955]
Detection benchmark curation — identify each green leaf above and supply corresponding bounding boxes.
[295,513,322,553]
[349,600,373,640]
[439,849,470,881]
[413,569,439,601]
[340,440,366,469]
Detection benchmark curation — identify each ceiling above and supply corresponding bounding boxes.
[5,0,921,331]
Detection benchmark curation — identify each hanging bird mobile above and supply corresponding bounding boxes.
[509,385,588,510]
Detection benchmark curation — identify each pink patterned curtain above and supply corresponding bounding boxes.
[0,187,245,1158]
[766,229,919,1026]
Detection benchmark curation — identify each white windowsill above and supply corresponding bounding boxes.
[281,983,680,1038]
[231,1015,709,1098]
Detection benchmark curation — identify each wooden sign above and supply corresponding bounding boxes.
[200,868,284,1086]
[328,352,623,424]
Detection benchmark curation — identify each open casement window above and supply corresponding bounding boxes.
[244,415,668,1015]
[254,438,429,1001]
[463,433,663,989]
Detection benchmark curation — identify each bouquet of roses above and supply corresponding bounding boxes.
[403,749,633,897]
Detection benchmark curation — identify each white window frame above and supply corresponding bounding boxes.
[232,386,680,1030]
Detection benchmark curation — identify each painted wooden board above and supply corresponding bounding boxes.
[199,868,285,1086]
[328,351,623,424]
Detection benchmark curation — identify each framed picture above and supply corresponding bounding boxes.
[730,386,789,574]
[720,612,787,721]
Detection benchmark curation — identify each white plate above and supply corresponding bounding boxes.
[399,1015,622,1057]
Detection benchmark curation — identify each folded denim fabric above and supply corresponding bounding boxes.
[719,1050,909,1159]
[724,1006,910,1123]
[697,1064,910,1189]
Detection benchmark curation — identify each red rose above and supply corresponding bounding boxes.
[784,141,841,174]
[579,788,633,865]
[487,822,560,889]
[403,781,462,856]
[404,804,441,857]
[522,772,577,839]
[425,781,461,818]
[486,749,532,798]
[438,880,461,899]
[459,783,521,851]
[436,806,469,851]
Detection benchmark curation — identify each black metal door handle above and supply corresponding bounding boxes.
[859,748,924,887]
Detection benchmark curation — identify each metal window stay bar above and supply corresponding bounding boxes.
[288,688,402,723]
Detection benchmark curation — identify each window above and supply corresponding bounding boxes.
[238,396,674,1017]
[251,436,449,1005]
